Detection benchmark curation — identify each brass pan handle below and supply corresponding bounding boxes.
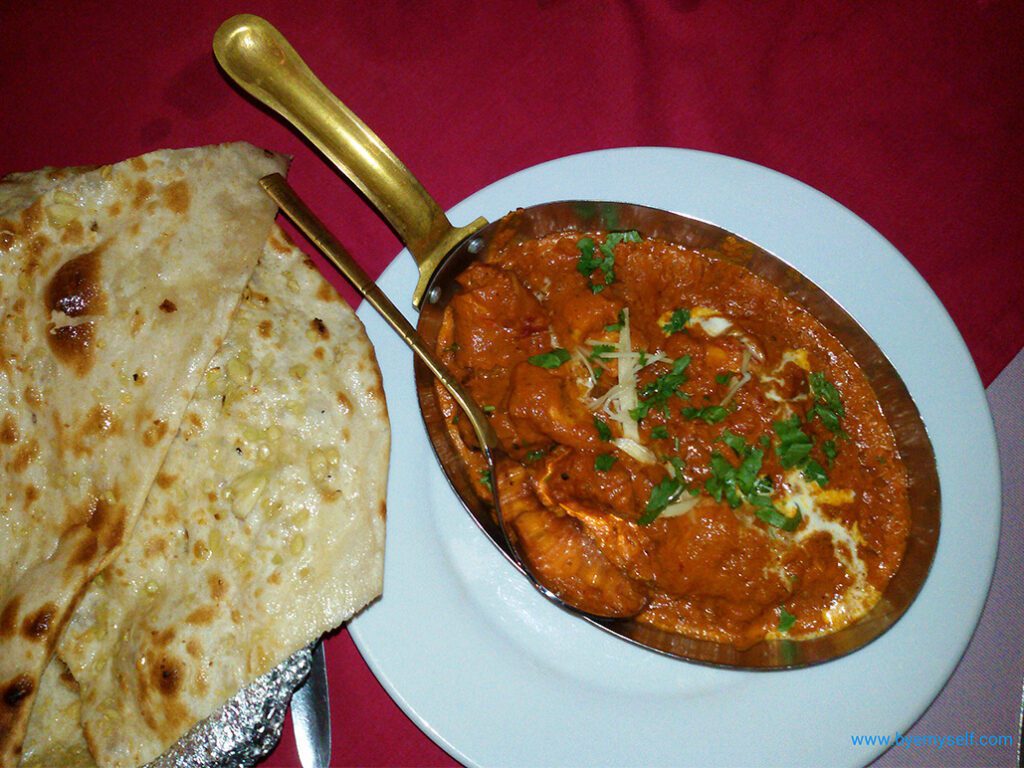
[214,14,486,308]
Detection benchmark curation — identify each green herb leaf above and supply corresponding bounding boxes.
[524,449,547,463]
[774,415,830,486]
[604,309,626,332]
[633,356,692,420]
[650,425,670,440]
[822,439,838,466]
[735,448,764,495]
[755,505,802,532]
[482,405,496,413]
[720,429,748,457]
[528,348,571,369]
[588,343,616,362]
[705,451,742,508]
[715,371,735,385]
[809,372,844,415]
[665,455,686,479]
[479,469,493,492]
[639,477,683,525]
[802,458,828,486]
[808,372,845,435]
[595,453,617,472]
[575,237,598,276]
[577,233,641,293]
[774,416,813,468]
[594,415,612,441]
[662,308,691,335]
[682,405,728,424]
[778,607,797,633]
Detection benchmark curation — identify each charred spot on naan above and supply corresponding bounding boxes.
[311,317,329,339]
[43,249,109,377]
[1,413,17,444]
[46,322,97,376]
[1,675,35,736]
[0,597,21,638]
[59,218,86,245]
[20,603,57,642]
[46,250,106,318]
[132,178,154,209]
[64,496,128,571]
[208,573,227,600]
[6,439,39,474]
[162,180,190,215]
[71,405,121,457]
[142,419,169,447]
[185,605,216,625]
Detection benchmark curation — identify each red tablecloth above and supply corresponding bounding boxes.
[2,2,1022,766]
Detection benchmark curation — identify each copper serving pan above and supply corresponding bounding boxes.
[214,15,940,669]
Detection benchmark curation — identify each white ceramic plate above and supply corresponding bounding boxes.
[348,148,1000,767]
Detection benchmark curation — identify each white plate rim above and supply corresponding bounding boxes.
[348,147,1001,768]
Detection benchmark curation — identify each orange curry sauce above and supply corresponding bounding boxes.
[436,228,910,648]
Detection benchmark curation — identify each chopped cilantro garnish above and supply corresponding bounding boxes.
[482,404,496,413]
[778,607,797,633]
[650,425,670,440]
[576,237,598,275]
[639,477,683,525]
[802,459,829,486]
[594,415,612,441]
[704,433,796,530]
[774,415,829,486]
[682,405,728,424]
[577,232,641,293]
[665,455,686,479]
[715,372,735,385]
[588,343,616,362]
[604,309,626,332]
[774,416,813,468]
[755,505,802,532]
[705,439,765,509]
[720,429,748,457]
[528,348,570,369]
[822,439,838,466]
[662,308,691,335]
[479,469,493,492]
[808,372,846,435]
[594,454,617,472]
[524,448,547,463]
[631,356,692,421]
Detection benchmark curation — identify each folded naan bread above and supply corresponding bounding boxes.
[19,659,94,768]
[47,226,388,767]
[0,144,286,766]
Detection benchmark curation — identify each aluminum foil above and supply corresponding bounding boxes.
[148,646,312,768]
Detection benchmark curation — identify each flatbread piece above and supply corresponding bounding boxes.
[0,143,286,765]
[51,226,388,766]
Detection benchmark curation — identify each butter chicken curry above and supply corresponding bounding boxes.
[435,226,910,649]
